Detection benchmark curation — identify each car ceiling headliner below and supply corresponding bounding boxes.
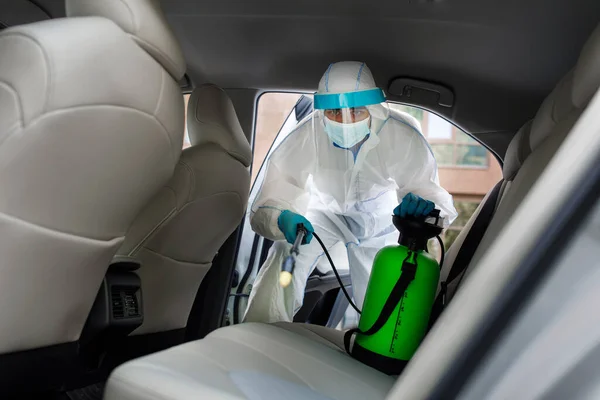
[11,0,600,135]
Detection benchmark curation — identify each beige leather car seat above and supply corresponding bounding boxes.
[0,0,184,357]
[116,84,251,336]
[103,22,600,400]
[442,23,600,302]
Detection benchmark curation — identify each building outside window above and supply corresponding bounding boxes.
[386,104,502,250]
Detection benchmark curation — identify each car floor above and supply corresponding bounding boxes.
[64,383,105,400]
[32,383,105,400]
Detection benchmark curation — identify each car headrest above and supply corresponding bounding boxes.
[503,120,532,180]
[66,0,185,80]
[187,85,252,167]
[0,17,184,236]
[530,23,600,151]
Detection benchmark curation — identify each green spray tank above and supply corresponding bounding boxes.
[344,210,444,375]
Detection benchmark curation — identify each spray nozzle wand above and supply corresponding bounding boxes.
[280,224,307,288]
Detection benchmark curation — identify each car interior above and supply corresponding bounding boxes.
[0,0,599,399]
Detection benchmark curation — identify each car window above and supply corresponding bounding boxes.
[228,92,308,324]
[251,93,304,185]
[387,103,502,252]
[248,93,314,210]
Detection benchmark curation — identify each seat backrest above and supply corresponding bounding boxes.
[442,23,600,300]
[117,84,252,335]
[0,0,185,355]
[439,120,532,287]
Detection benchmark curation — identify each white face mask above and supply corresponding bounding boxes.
[324,118,371,148]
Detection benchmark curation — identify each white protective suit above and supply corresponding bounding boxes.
[244,61,457,323]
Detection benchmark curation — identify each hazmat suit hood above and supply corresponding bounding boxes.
[313,62,390,148]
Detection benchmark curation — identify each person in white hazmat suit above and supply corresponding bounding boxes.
[244,61,457,323]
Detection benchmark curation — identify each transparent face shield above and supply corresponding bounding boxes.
[313,88,389,149]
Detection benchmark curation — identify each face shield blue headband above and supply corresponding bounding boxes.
[314,88,386,148]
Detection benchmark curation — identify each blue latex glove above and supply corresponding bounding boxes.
[277,210,314,245]
[394,193,435,218]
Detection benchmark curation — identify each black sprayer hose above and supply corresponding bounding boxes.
[312,232,362,315]
[435,235,445,270]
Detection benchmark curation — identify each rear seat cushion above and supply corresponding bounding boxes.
[104,323,394,400]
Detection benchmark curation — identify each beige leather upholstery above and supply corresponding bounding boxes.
[65,0,186,80]
[187,84,253,166]
[502,120,533,180]
[105,323,395,400]
[105,21,600,400]
[0,4,184,354]
[117,84,251,335]
[273,322,346,352]
[438,122,532,289]
[444,23,600,300]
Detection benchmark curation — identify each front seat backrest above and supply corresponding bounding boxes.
[454,23,600,289]
[117,84,251,335]
[0,0,185,355]
[440,23,600,302]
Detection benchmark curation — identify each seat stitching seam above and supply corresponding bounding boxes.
[1,32,52,116]
[129,206,177,256]
[142,246,211,265]
[177,192,245,210]
[131,187,246,261]
[0,123,21,141]
[0,210,123,242]
[191,122,249,163]
[130,34,181,78]
[116,0,137,32]
[0,124,21,149]
[152,70,176,164]
[1,32,52,115]
[177,160,195,203]
[0,81,23,133]
[0,33,50,124]
[154,68,165,116]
